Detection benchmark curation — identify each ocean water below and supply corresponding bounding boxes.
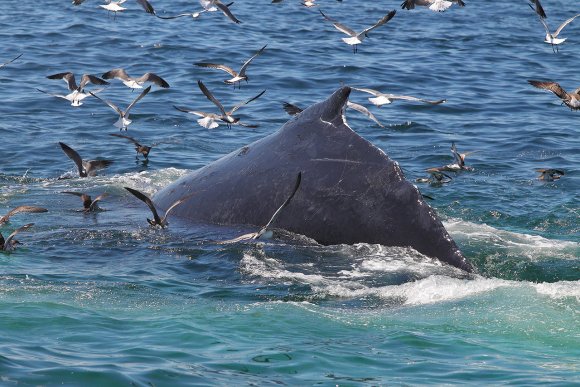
[0,0,578,385]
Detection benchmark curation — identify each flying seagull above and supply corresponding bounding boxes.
[38,72,108,107]
[352,86,446,107]
[319,10,396,53]
[401,0,465,12]
[175,80,265,128]
[528,0,546,19]
[0,223,34,252]
[101,68,169,89]
[124,187,192,228]
[282,101,385,128]
[536,168,564,181]
[137,0,235,20]
[219,172,302,243]
[531,11,580,51]
[528,80,580,110]
[0,53,23,69]
[109,133,161,158]
[195,44,267,88]
[59,142,114,177]
[89,85,151,130]
[0,206,48,225]
[62,191,109,212]
[201,0,241,23]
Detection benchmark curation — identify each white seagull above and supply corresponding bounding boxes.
[137,0,235,20]
[352,87,446,107]
[38,72,109,107]
[90,85,151,130]
[319,9,396,53]
[401,0,465,12]
[533,11,580,51]
[101,68,169,90]
[195,45,267,88]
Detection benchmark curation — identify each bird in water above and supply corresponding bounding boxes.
[416,167,453,185]
[38,72,109,107]
[109,134,162,159]
[101,68,169,90]
[536,168,564,181]
[59,142,114,178]
[89,85,151,130]
[219,172,302,243]
[528,80,580,111]
[319,9,396,53]
[0,223,34,252]
[62,191,109,212]
[137,0,235,20]
[124,187,193,228]
[0,206,48,225]
[401,0,465,12]
[282,101,385,128]
[195,44,267,89]
[444,141,478,172]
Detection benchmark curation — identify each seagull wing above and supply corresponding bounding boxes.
[161,192,196,225]
[388,94,446,104]
[215,0,241,23]
[101,68,131,81]
[89,91,123,115]
[528,80,568,100]
[156,13,194,19]
[124,187,163,225]
[137,73,170,88]
[238,44,267,77]
[36,88,69,100]
[230,90,266,114]
[109,133,141,146]
[79,74,109,89]
[88,193,109,211]
[553,13,580,37]
[59,142,85,177]
[125,85,151,114]
[351,87,382,97]
[195,62,238,77]
[361,10,396,36]
[529,0,547,19]
[0,53,23,68]
[0,206,47,225]
[4,223,34,250]
[346,101,384,127]
[319,10,357,37]
[198,80,227,115]
[47,72,77,91]
[282,102,304,115]
[136,0,156,15]
[257,171,302,236]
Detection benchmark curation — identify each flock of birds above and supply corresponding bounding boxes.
[0,0,575,252]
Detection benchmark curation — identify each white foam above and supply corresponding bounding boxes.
[533,281,580,302]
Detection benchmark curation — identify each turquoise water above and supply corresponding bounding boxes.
[0,0,578,385]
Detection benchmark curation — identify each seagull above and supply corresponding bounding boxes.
[195,44,267,88]
[109,133,161,158]
[38,72,109,107]
[531,11,580,51]
[137,0,235,20]
[416,167,453,184]
[124,187,192,228]
[99,0,128,18]
[175,80,265,128]
[528,80,580,110]
[219,172,302,243]
[202,0,241,23]
[101,68,169,90]
[282,101,385,127]
[447,141,478,171]
[352,86,446,107]
[0,223,34,252]
[401,0,465,12]
[528,0,546,19]
[59,142,114,178]
[89,85,151,130]
[0,53,23,69]
[0,206,48,226]
[319,10,396,53]
[536,168,565,181]
[62,191,109,212]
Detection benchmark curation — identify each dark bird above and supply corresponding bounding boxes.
[536,168,565,181]
[0,53,23,69]
[220,172,302,243]
[195,45,267,88]
[319,9,396,53]
[416,167,453,184]
[528,80,580,110]
[101,68,169,89]
[62,191,109,212]
[109,133,161,159]
[0,206,48,225]
[124,187,192,227]
[59,142,114,178]
[0,223,34,252]
[89,85,151,130]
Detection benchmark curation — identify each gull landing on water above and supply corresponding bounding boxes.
[319,9,396,53]
[528,80,580,111]
[401,0,465,12]
[195,45,267,89]
[38,72,109,107]
[62,191,109,212]
[0,206,47,226]
[219,172,302,244]
[0,223,34,252]
[351,86,446,107]
[536,168,565,181]
[109,133,163,159]
[90,85,151,130]
[124,187,192,228]
[532,11,580,52]
[59,142,114,178]
[101,68,169,90]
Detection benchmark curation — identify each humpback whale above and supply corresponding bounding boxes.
[155,87,474,272]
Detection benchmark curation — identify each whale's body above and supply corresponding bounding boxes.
[155,87,474,272]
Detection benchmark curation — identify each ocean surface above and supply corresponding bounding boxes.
[0,0,578,385]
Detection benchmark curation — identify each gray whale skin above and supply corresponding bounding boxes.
[155,87,474,273]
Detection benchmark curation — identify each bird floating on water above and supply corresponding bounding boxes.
[124,187,191,228]
[528,80,580,111]
[536,168,564,181]
[0,223,34,252]
[0,206,48,226]
[416,167,453,185]
[90,85,151,130]
[62,191,109,212]
[195,44,267,89]
[352,86,446,107]
[59,142,114,178]
[401,0,465,12]
[446,141,478,171]
[319,9,396,53]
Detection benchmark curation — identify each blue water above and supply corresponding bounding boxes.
[1,0,578,385]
